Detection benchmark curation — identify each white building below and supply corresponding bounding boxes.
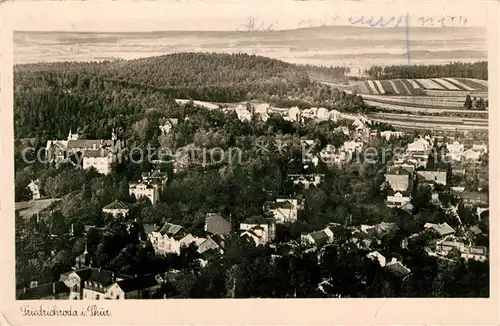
[380,131,404,141]
[27,179,42,200]
[446,141,464,161]
[267,198,301,224]
[329,110,341,122]
[316,107,329,121]
[462,148,481,161]
[147,222,201,255]
[129,182,160,205]
[102,200,129,218]
[83,148,116,175]
[406,137,431,158]
[240,217,276,245]
[386,191,411,208]
[366,251,387,267]
[234,104,252,121]
[289,174,324,189]
[472,143,488,153]
[301,228,334,246]
[288,106,301,122]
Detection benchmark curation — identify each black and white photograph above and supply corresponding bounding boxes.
[8,0,492,304]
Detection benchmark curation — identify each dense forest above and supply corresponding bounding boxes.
[366,61,488,80]
[14,53,364,140]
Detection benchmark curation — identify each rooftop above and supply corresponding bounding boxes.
[16,281,70,300]
[103,200,129,211]
[115,274,159,293]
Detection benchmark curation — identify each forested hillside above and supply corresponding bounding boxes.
[366,61,487,80]
[14,52,363,140]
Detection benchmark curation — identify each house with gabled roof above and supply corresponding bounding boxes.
[60,267,131,300]
[301,228,334,247]
[416,170,447,186]
[384,166,412,192]
[386,190,411,208]
[205,213,231,236]
[240,216,276,244]
[366,251,387,267]
[129,181,160,205]
[384,258,411,277]
[102,200,129,218]
[424,222,455,238]
[265,198,302,224]
[197,235,224,255]
[105,274,161,299]
[148,222,192,255]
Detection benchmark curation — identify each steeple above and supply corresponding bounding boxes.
[75,240,89,269]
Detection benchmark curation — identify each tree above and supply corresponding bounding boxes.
[464,95,472,110]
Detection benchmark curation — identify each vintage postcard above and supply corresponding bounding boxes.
[0,0,499,325]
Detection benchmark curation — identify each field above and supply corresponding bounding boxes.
[354,78,488,96]
[367,112,488,131]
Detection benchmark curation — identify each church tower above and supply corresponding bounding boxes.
[75,242,90,269]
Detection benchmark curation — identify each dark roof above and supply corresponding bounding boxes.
[469,226,483,235]
[143,224,161,234]
[17,281,70,300]
[459,192,488,203]
[67,139,114,149]
[159,222,186,238]
[115,274,159,293]
[309,230,330,245]
[385,261,411,277]
[243,216,276,225]
[205,213,231,236]
[241,229,262,239]
[268,200,295,209]
[386,166,411,175]
[76,268,115,286]
[84,149,111,157]
[103,200,129,211]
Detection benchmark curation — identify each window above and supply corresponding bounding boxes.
[116,295,120,299]
[110,291,113,297]
[95,294,100,300]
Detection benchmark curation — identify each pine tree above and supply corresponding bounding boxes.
[464,95,472,110]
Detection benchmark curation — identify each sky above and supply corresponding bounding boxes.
[3,0,488,32]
